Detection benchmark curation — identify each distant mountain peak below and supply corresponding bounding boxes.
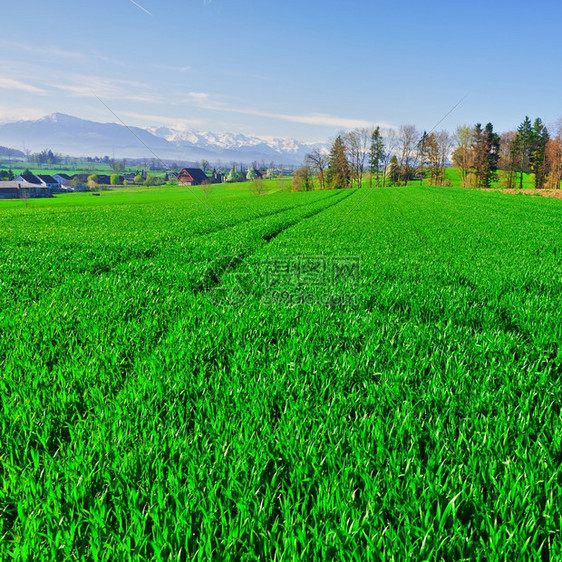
[44,112,72,122]
[0,113,327,164]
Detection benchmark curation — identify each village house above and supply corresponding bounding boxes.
[95,174,111,186]
[71,173,90,184]
[0,180,51,198]
[13,171,42,185]
[52,173,74,191]
[53,173,71,185]
[176,168,208,186]
[122,172,136,184]
[13,172,58,189]
[35,174,59,189]
[11,171,58,195]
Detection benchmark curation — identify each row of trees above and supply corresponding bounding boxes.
[29,149,63,168]
[295,126,447,191]
[296,125,452,191]
[295,117,562,191]
[496,118,559,190]
[452,123,500,188]
[84,173,161,188]
[224,166,276,183]
[453,118,562,190]
[0,168,15,181]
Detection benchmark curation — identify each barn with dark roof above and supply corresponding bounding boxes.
[177,168,208,186]
[14,171,42,185]
[0,181,51,198]
[36,175,59,188]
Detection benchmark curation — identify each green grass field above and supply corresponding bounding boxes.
[0,180,290,210]
[1,185,561,560]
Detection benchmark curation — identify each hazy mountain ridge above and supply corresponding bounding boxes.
[0,145,24,158]
[0,113,327,165]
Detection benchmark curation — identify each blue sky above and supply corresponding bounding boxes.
[1,0,561,141]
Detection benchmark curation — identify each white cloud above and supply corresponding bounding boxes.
[53,75,161,103]
[0,78,46,94]
[186,92,210,101]
[121,111,203,130]
[8,42,126,67]
[155,64,192,73]
[0,106,47,123]
[182,92,394,130]
[3,41,85,61]
[255,111,391,129]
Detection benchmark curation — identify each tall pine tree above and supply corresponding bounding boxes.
[387,155,399,185]
[530,118,549,189]
[484,122,500,188]
[327,135,351,189]
[473,123,500,188]
[369,127,385,188]
[514,116,533,189]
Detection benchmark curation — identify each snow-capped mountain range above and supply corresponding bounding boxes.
[153,126,312,154]
[0,113,327,165]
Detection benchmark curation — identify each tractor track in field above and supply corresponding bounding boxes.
[260,189,357,243]
[196,190,345,240]
[196,189,358,299]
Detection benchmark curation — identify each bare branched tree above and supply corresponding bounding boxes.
[396,125,419,185]
[436,130,453,185]
[381,129,397,187]
[452,125,475,187]
[304,149,328,190]
[292,166,313,192]
[345,128,372,188]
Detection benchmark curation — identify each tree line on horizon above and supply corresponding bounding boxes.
[293,118,562,191]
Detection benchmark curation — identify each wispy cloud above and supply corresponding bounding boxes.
[53,75,161,103]
[0,78,46,94]
[0,105,47,124]
[129,0,153,16]
[154,64,192,73]
[0,41,85,62]
[0,41,127,68]
[121,111,203,130]
[254,111,390,129]
[186,92,210,101]
[182,92,394,129]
